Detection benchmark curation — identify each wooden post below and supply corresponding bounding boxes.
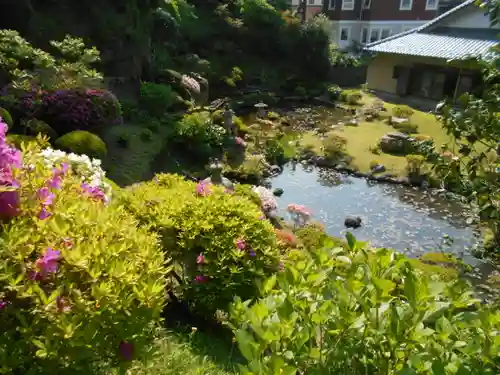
[299,0,307,23]
[452,67,462,103]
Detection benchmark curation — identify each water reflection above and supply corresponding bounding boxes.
[270,164,479,257]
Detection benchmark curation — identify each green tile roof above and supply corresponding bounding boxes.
[364,0,499,60]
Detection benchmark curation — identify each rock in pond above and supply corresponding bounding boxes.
[379,132,414,154]
[273,188,284,197]
[371,164,386,174]
[344,216,362,229]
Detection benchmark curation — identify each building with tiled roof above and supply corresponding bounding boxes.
[363,0,499,102]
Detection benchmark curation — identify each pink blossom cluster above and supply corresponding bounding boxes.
[181,75,201,94]
[81,182,106,202]
[287,203,312,228]
[37,163,69,220]
[0,118,22,220]
[234,136,247,147]
[195,181,212,197]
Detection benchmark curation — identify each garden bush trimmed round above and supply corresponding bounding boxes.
[119,174,281,314]
[55,130,107,158]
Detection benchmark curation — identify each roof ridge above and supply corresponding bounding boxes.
[364,0,476,49]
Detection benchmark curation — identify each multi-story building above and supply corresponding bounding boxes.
[290,0,323,21]
[322,0,444,49]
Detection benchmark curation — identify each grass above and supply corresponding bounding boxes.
[324,93,454,176]
[123,329,238,375]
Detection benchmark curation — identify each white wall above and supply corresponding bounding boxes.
[290,0,322,5]
[439,5,500,29]
[330,20,427,47]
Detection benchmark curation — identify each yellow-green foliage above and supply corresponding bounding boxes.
[6,134,37,148]
[340,89,362,105]
[0,144,165,373]
[119,174,281,314]
[55,130,107,158]
[323,132,347,160]
[392,105,414,118]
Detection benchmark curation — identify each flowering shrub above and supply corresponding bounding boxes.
[54,130,107,159]
[0,122,165,373]
[38,147,112,203]
[39,88,122,134]
[287,203,312,228]
[119,174,281,314]
[252,186,278,213]
[181,75,201,94]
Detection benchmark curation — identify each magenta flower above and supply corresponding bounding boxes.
[81,183,105,202]
[119,341,134,361]
[48,174,62,189]
[194,275,208,284]
[38,187,55,206]
[35,247,61,276]
[0,190,20,220]
[236,238,246,250]
[29,271,42,281]
[38,206,52,220]
[0,300,7,309]
[196,253,205,264]
[195,182,212,197]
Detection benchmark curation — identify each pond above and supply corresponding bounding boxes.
[271,163,482,262]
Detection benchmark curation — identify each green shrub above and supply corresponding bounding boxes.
[119,174,281,314]
[139,82,177,117]
[264,138,286,165]
[405,154,426,177]
[176,112,227,156]
[340,89,362,105]
[55,130,107,158]
[392,104,414,118]
[6,134,37,148]
[267,111,280,120]
[233,116,249,135]
[140,129,154,142]
[230,234,500,375]
[323,132,347,161]
[293,86,307,97]
[0,107,13,128]
[392,121,419,134]
[327,84,342,101]
[23,119,58,140]
[0,141,165,373]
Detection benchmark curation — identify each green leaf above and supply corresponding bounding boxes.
[262,274,277,294]
[235,329,256,361]
[345,232,357,251]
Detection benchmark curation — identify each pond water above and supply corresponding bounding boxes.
[271,163,482,262]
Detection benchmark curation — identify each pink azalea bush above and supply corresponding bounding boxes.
[287,203,312,228]
[119,173,281,314]
[0,120,165,373]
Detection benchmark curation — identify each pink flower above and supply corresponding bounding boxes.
[38,187,55,206]
[81,183,106,202]
[48,163,69,189]
[38,206,52,220]
[196,253,205,264]
[119,341,134,361]
[259,214,265,220]
[35,248,61,276]
[235,137,247,147]
[236,238,246,250]
[29,271,42,281]
[194,275,208,284]
[48,174,62,189]
[0,300,7,309]
[195,182,212,197]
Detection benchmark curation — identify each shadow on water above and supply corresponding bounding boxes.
[270,164,480,259]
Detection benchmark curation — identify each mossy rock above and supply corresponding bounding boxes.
[55,130,107,159]
[6,134,37,148]
[24,119,58,140]
[0,107,13,128]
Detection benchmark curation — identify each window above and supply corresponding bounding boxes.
[361,28,369,44]
[340,27,350,41]
[342,0,354,10]
[381,28,391,39]
[370,28,380,43]
[425,0,439,10]
[328,0,336,9]
[308,0,314,5]
[400,0,413,10]
[362,0,371,9]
